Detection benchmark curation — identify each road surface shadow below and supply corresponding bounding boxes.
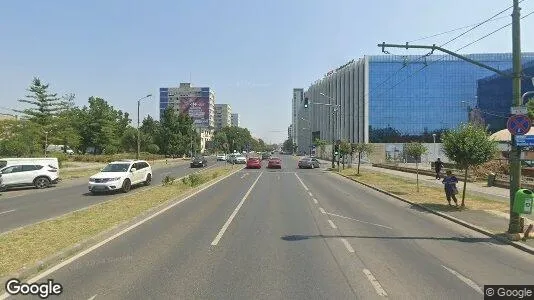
[409,203,467,213]
[280,234,505,245]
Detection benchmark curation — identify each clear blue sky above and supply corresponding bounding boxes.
[1,0,533,143]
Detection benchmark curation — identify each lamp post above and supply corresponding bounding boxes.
[44,131,49,157]
[432,133,437,161]
[137,94,152,160]
[319,93,341,168]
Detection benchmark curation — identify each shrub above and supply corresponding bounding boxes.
[162,175,175,186]
[211,171,219,179]
[189,173,202,187]
[49,152,69,168]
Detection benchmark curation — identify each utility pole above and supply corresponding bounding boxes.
[137,94,152,160]
[44,131,49,157]
[509,0,522,233]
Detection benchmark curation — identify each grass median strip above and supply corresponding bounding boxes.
[0,165,235,279]
[337,169,508,212]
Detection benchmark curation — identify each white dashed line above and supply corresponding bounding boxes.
[294,173,309,191]
[319,207,326,214]
[325,212,393,229]
[328,219,337,229]
[313,198,318,204]
[0,209,16,215]
[340,238,355,253]
[308,191,313,197]
[211,172,263,246]
[363,269,388,297]
[442,265,483,295]
[87,295,98,300]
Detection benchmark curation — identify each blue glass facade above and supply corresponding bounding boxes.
[477,61,534,132]
[159,87,169,118]
[368,53,534,142]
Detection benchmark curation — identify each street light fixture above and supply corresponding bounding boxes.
[319,93,341,168]
[137,94,152,160]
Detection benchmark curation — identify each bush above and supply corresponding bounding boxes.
[49,152,69,167]
[211,172,219,179]
[189,173,202,187]
[162,175,175,186]
[181,176,190,186]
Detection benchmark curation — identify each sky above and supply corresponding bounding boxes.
[1,0,533,144]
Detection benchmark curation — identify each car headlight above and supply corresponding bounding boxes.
[89,178,95,182]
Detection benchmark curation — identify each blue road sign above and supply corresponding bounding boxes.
[516,135,534,147]
[507,114,531,136]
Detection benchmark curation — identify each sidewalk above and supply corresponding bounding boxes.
[315,158,534,251]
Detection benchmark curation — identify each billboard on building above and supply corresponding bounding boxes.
[178,96,210,127]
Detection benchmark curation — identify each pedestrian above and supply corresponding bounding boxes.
[442,170,459,206]
[434,158,444,179]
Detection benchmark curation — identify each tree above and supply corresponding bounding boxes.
[339,140,352,170]
[120,126,138,153]
[282,139,294,152]
[54,93,81,152]
[527,98,534,120]
[352,143,374,175]
[0,119,41,156]
[212,132,228,153]
[314,139,327,158]
[157,108,183,156]
[404,142,428,192]
[442,123,497,206]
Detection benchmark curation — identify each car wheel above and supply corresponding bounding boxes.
[34,177,51,189]
[144,173,152,186]
[121,179,131,193]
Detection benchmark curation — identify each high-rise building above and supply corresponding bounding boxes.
[159,83,216,153]
[288,124,293,141]
[302,53,534,150]
[231,113,240,127]
[292,88,304,149]
[215,104,232,130]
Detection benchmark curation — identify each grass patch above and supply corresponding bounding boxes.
[60,167,103,180]
[0,165,234,279]
[338,169,508,212]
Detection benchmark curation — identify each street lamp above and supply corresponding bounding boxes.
[137,94,152,160]
[44,131,49,157]
[432,133,437,161]
[319,93,341,168]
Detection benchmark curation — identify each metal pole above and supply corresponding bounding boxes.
[44,131,48,157]
[332,109,335,168]
[509,0,522,234]
[137,100,140,160]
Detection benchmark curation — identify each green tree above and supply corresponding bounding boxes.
[0,119,41,156]
[404,142,428,192]
[219,126,254,153]
[53,93,81,152]
[352,143,374,175]
[314,139,327,158]
[120,126,138,153]
[157,108,182,156]
[527,98,534,120]
[442,123,497,206]
[140,115,160,152]
[146,144,160,154]
[212,131,228,152]
[339,140,352,170]
[282,139,294,152]
[17,77,64,128]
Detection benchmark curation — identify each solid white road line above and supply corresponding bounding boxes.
[313,198,318,204]
[0,209,15,216]
[328,219,337,229]
[319,207,326,214]
[294,173,309,191]
[340,238,355,253]
[211,172,263,246]
[325,212,393,229]
[0,167,242,298]
[442,265,483,295]
[363,269,388,297]
[308,191,313,197]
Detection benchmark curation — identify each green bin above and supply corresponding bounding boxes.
[513,189,533,214]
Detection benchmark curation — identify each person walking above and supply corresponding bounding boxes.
[442,170,459,206]
[434,158,444,179]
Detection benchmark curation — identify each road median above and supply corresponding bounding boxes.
[0,165,241,283]
[331,168,534,255]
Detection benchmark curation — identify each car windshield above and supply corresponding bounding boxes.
[101,163,130,172]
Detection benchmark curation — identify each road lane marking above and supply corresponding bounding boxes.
[325,212,393,229]
[0,209,15,215]
[313,198,318,204]
[308,191,313,197]
[211,172,263,246]
[363,269,388,297]
[340,238,355,253]
[328,219,337,229]
[442,265,483,294]
[319,207,326,214]
[87,295,97,300]
[0,167,243,294]
[294,173,309,191]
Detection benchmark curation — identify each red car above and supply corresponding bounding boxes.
[267,157,282,169]
[246,157,262,169]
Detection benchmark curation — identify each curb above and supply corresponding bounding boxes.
[333,172,534,255]
[0,166,244,286]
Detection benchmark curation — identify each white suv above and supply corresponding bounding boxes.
[0,164,59,190]
[88,160,152,194]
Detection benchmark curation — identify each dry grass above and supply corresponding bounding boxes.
[338,169,508,212]
[0,166,234,278]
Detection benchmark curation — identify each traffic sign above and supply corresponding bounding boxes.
[507,114,531,136]
[516,135,534,147]
[511,106,528,115]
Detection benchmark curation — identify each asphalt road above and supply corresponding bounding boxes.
[5,155,534,299]
[0,159,221,233]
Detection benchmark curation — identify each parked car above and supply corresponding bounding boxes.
[261,153,271,160]
[267,157,282,169]
[216,154,227,161]
[0,163,59,190]
[88,160,152,194]
[0,158,59,171]
[234,155,247,164]
[46,144,74,155]
[246,157,262,169]
[298,157,320,169]
[190,156,208,168]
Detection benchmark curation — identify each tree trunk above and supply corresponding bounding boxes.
[342,155,345,170]
[357,152,361,175]
[416,162,419,192]
[461,168,468,206]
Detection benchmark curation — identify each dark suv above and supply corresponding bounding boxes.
[190,156,208,168]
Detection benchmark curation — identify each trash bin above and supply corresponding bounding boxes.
[513,189,534,215]
[487,172,496,187]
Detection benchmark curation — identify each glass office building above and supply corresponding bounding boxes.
[302,53,534,147]
[477,60,534,132]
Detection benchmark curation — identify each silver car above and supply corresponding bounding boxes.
[298,157,320,169]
